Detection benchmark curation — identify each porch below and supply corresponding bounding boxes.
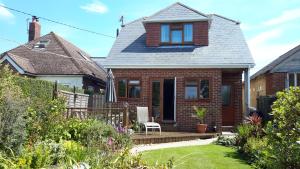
[131,131,218,144]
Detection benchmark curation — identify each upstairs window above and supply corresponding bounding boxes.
[160,23,193,45]
[161,24,170,43]
[184,24,193,42]
[171,30,182,44]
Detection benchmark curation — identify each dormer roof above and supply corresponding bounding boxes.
[143,2,208,23]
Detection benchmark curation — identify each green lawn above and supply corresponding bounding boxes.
[142,144,252,169]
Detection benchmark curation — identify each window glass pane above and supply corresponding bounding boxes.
[129,80,140,85]
[184,24,193,42]
[200,80,209,99]
[185,81,197,99]
[118,79,127,97]
[171,30,182,43]
[289,73,295,87]
[128,86,141,98]
[161,25,170,42]
[297,73,300,86]
[222,85,231,106]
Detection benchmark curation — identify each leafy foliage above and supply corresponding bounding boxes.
[192,106,207,124]
[215,136,236,147]
[0,66,28,154]
[258,87,300,168]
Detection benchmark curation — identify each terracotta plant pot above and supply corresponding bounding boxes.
[196,124,207,133]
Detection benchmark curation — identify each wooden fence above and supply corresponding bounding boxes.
[52,82,128,127]
[65,107,129,127]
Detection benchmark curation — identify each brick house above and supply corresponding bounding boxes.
[250,44,300,108]
[0,17,106,93]
[96,3,254,132]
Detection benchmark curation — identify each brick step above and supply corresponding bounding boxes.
[221,126,235,132]
[132,132,217,145]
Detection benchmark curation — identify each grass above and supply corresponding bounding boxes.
[142,144,252,169]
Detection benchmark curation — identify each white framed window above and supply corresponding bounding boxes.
[286,72,300,88]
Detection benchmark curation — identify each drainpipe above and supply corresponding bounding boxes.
[244,66,250,117]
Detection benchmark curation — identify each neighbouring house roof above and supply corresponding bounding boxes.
[143,2,208,23]
[251,44,300,80]
[0,32,107,81]
[102,8,254,68]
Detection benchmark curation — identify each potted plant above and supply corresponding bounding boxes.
[193,106,207,133]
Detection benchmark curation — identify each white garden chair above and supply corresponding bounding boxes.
[136,107,161,135]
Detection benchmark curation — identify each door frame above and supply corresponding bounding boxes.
[221,83,235,126]
[149,77,176,122]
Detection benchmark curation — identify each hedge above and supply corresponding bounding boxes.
[15,76,84,102]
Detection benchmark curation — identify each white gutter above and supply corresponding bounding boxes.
[103,64,255,69]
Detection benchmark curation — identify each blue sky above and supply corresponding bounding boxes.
[1,0,300,74]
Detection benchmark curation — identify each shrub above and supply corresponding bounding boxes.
[243,137,267,164]
[215,136,236,147]
[26,97,67,143]
[259,87,300,169]
[235,123,255,150]
[16,141,56,169]
[0,66,29,154]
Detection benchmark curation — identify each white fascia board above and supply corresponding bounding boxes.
[0,55,25,74]
[104,63,255,69]
[143,18,209,23]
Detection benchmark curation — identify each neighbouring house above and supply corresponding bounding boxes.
[94,2,255,132]
[0,16,106,93]
[250,44,300,108]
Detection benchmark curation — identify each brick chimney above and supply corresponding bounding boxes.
[28,16,41,42]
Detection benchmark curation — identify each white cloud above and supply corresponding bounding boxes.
[248,29,282,46]
[0,3,14,19]
[263,8,300,26]
[247,29,300,75]
[81,1,108,14]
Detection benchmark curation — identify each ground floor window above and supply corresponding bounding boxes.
[117,79,141,98]
[185,79,210,100]
[286,73,300,87]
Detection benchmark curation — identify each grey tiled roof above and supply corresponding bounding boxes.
[251,44,300,79]
[144,2,208,23]
[1,32,106,81]
[103,14,254,68]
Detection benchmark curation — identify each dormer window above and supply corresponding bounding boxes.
[184,24,193,42]
[160,23,193,45]
[34,40,50,49]
[161,24,170,43]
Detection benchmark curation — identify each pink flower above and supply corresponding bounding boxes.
[108,137,113,146]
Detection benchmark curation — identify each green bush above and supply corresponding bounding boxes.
[243,137,267,164]
[215,136,236,147]
[258,87,300,169]
[235,123,256,151]
[26,98,67,143]
[0,66,29,155]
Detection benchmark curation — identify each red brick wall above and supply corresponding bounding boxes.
[145,23,160,47]
[144,21,209,47]
[111,68,223,132]
[266,73,286,95]
[193,21,209,46]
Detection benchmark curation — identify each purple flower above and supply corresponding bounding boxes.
[117,124,126,133]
